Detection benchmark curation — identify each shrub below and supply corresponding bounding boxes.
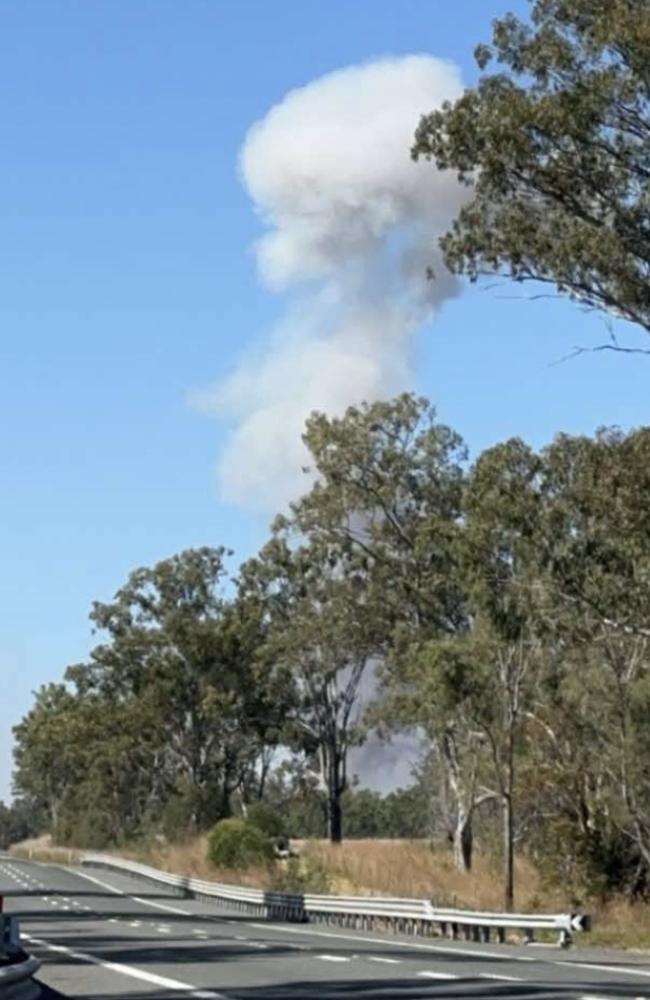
[246,803,287,840]
[207,818,274,869]
[269,854,331,893]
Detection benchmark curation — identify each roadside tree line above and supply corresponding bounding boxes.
[13,393,650,909]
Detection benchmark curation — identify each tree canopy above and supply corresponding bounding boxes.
[12,395,650,907]
[413,0,650,347]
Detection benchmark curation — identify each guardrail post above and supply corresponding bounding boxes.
[524,928,535,944]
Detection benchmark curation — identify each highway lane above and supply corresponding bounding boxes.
[1,857,650,999]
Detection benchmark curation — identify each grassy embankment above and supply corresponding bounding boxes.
[11,835,650,951]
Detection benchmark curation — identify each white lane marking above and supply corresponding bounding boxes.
[62,867,123,895]
[316,954,350,963]
[62,865,192,916]
[480,972,524,981]
[247,918,650,984]
[23,935,227,998]
[560,960,650,980]
[246,922,535,963]
[417,970,460,979]
[36,858,646,986]
[129,921,142,927]
[234,935,267,948]
[367,956,401,964]
[156,925,172,933]
[131,894,190,915]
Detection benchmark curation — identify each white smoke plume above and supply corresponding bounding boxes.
[194,55,467,510]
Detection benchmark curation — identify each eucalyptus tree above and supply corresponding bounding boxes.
[240,534,379,843]
[13,683,82,834]
[536,428,650,891]
[414,0,650,348]
[291,393,468,642]
[68,547,282,830]
[382,438,546,902]
[280,394,474,850]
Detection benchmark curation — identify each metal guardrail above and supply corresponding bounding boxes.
[80,852,590,947]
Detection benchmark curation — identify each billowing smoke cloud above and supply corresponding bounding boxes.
[193,55,467,510]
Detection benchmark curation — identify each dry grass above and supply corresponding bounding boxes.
[10,833,650,950]
[113,836,276,889]
[299,839,556,910]
[10,834,80,866]
[587,899,650,951]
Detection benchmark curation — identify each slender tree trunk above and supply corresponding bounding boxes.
[321,741,345,844]
[453,807,473,872]
[328,790,343,844]
[503,791,514,911]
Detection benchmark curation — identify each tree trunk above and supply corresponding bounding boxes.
[503,792,514,911]
[328,790,343,844]
[453,808,473,872]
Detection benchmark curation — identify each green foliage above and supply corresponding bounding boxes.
[206,818,275,869]
[246,802,287,840]
[269,854,331,894]
[0,799,41,850]
[13,391,650,906]
[413,0,650,342]
[341,787,431,839]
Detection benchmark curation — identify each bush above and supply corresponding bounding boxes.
[269,854,331,893]
[246,803,287,840]
[207,818,275,869]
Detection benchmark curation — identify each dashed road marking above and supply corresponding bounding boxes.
[23,934,227,998]
[480,972,524,981]
[416,970,460,980]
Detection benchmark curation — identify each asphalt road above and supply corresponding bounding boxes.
[2,856,650,1000]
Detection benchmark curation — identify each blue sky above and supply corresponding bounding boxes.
[2,1,648,801]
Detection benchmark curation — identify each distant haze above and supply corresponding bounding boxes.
[193,54,466,510]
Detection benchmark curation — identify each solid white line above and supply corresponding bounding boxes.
[63,865,192,916]
[39,857,650,986]
[246,921,534,963]
[245,918,650,985]
[480,972,524,981]
[416,970,459,979]
[131,894,190,915]
[62,867,123,895]
[23,935,227,998]
[559,960,650,980]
